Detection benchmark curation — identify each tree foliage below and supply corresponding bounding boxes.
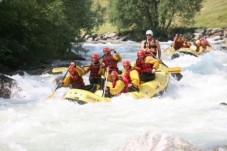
[0,0,104,69]
[109,0,203,34]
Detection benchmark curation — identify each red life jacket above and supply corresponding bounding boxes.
[174,37,183,50]
[112,77,129,93]
[183,42,190,48]
[135,58,153,73]
[123,69,132,84]
[70,70,85,88]
[89,62,101,78]
[102,54,118,71]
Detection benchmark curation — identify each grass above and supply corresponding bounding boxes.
[194,0,227,28]
[93,0,227,33]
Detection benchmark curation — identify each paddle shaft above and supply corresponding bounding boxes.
[79,49,114,68]
[102,68,109,97]
[149,52,183,81]
[48,69,69,99]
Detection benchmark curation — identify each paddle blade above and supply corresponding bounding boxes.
[171,73,183,81]
[163,67,182,73]
[48,92,55,99]
[52,67,68,73]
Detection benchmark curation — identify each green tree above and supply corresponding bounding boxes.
[109,0,202,33]
[0,0,104,70]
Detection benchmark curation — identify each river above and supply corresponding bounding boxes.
[0,40,227,151]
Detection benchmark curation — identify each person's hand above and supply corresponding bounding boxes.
[152,69,156,73]
[105,86,110,92]
[101,63,105,67]
[59,80,64,86]
[128,83,132,87]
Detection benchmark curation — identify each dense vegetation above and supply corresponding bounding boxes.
[1,0,226,71]
[108,0,202,38]
[96,0,227,34]
[0,0,104,70]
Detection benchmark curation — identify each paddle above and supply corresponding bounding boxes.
[149,52,183,81]
[52,67,68,73]
[102,68,109,97]
[51,50,114,73]
[48,69,69,99]
[156,67,182,73]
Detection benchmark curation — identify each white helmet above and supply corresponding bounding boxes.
[146,30,153,36]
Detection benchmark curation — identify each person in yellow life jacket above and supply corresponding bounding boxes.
[102,47,122,74]
[82,53,105,89]
[140,30,161,60]
[182,39,191,48]
[122,60,140,92]
[172,34,184,50]
[193,37,211,54]
[104,71,128,98]
[134,50,159,82]
[60,65,96,92]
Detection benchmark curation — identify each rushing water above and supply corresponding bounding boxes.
[1,40,227,151]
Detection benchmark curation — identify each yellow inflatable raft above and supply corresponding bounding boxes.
[64,66,170,104]
[164,46,211,60]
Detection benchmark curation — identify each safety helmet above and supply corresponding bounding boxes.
[103,47,111,53]
[137,50,145,57]
[91,53,99,60]
[110,71,118,77]
[146,30,153,36]
[69,66,76,73]
[123,60,131,67]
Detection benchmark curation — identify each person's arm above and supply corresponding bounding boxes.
[140,40,146,51]
[109,80,125,95]
[112,52,122,62]
[130,70,140,87]
[74,66,85,76]
[62,74,70,86]
[82,66,90,74]
[145,56,160,69]
[156,40,161,60]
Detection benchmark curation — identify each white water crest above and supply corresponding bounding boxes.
[1,41,227,151]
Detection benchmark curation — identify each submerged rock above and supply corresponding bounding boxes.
[0,73,18,98]
[118,132,200,151]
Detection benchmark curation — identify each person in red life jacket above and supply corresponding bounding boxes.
[60,65,96,92]
[121,60,140,92]
[102,47,122,74]
[104,71,128,98]
[182,39,191,48]
[172,34,184,50]
[134,50,160,82]
[82,53,105,89]
[193,37,211,53]
[140,30,161,60]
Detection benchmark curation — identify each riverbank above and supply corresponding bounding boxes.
[82,27,227,49]
[1,27,227,76]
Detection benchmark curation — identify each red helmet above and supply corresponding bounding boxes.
[103,47,111,53]
[200,38,208,44]
[69,66,76,73]
[123,60,131,67]
[137,50,145,57]
[110,71,118,77]
[91,53,99,60]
